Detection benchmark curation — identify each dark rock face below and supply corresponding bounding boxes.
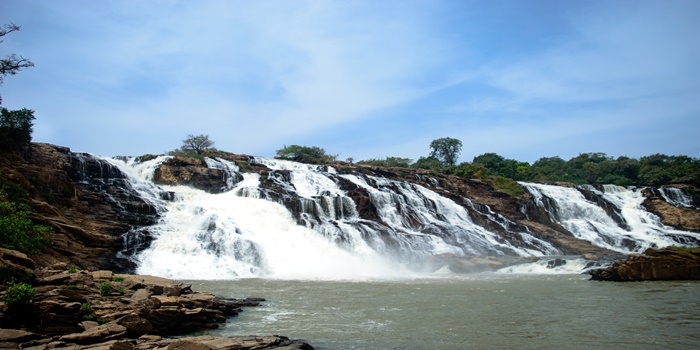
[589,247,700,281]
[0,143,160,272]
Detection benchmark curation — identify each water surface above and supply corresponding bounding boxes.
[186,274,700,349]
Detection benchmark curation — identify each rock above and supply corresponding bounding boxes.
[92,271,114,281]
[589,247,700,281]
[116,315,152,338]
[0,248,36,270]
[129,289,152,304]
[152,157,239,194]
[151,335,314,350]
[59,322,128,344]
[0,329,41,342]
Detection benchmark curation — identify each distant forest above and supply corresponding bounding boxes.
[361,152,700,188]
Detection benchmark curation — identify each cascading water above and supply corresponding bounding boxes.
[659,186,696,208]
[521,182,700,254]
[103,156,404,280]
[90,154,699,279]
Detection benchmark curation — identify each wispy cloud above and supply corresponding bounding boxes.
[2,0,699,161]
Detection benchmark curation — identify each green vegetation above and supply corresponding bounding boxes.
[275,145,337,164]
[0,107,35,150]
[3,282,36,307]
[429,137,462,167]
[346,138,698,197]
[1,23,36,151]
[358,157,412,168]
[0,178,52,254]
[79,302,107,323]
[99,281,113,296]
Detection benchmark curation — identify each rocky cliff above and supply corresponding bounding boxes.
[0,143,159,272]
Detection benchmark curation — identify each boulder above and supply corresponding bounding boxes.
[589,247,700,281]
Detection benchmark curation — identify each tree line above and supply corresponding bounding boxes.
[273,139,699,189]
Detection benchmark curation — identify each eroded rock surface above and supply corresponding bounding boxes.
[589,247,700,281]
[0,264,312,349]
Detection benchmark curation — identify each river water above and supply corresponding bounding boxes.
[185,274,700,350]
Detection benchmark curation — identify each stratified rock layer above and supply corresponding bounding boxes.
[0,262,313,349]
[589,247,700,281]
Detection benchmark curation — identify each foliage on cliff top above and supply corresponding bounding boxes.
[275,145,337,164]
[360,151,700,188]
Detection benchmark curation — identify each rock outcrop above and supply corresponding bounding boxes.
[588,247,700,281]
[642,187,700,231]
[0,143,160,272]
[0,262,312,349]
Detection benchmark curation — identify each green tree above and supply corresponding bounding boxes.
[429,137,462,167]
[275,145,336,164]
[411,156,442,170]
[0,107,35,150]
[472,153,523,179]
[524,156,567,182]
[176,134,215,155]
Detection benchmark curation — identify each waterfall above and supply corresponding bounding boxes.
[520,182,700,254]
[659,187,696,208]
[88,153,699,278]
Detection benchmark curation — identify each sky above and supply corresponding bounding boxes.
[1,0,699,164]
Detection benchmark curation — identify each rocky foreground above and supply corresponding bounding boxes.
[0,249,312,350]
[588,246,700,281]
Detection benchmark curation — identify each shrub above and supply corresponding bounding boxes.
[275,145,337,164]
[488,176,526,198]
[0,178,53,254]
[3,282,36,307]
[99,282,113,296]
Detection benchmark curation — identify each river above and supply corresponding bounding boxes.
[185,274,700,350]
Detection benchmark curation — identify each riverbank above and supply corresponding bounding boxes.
[0,250,313,349]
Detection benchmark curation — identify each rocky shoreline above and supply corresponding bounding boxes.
[0,249,313,350]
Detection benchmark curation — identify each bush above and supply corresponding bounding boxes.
[99,282,113,296]
[488,176,526,198]
[0,201,53,254]
[275,145,337,164]
[3,282,35,307]
[0,178,53,254]
[358,157,413,168]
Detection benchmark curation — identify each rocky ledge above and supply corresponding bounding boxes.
[0,252,312,349]
[588,246,700,281]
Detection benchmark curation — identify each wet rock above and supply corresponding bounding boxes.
[589,247,700,281]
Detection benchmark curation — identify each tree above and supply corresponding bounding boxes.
[275,145,336,164]
[1,23,34,105]
[178,134,215,155]
[0,107,35,150]
[429,137,462,167]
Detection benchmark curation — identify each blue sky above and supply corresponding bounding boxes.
[1,0,699,163]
